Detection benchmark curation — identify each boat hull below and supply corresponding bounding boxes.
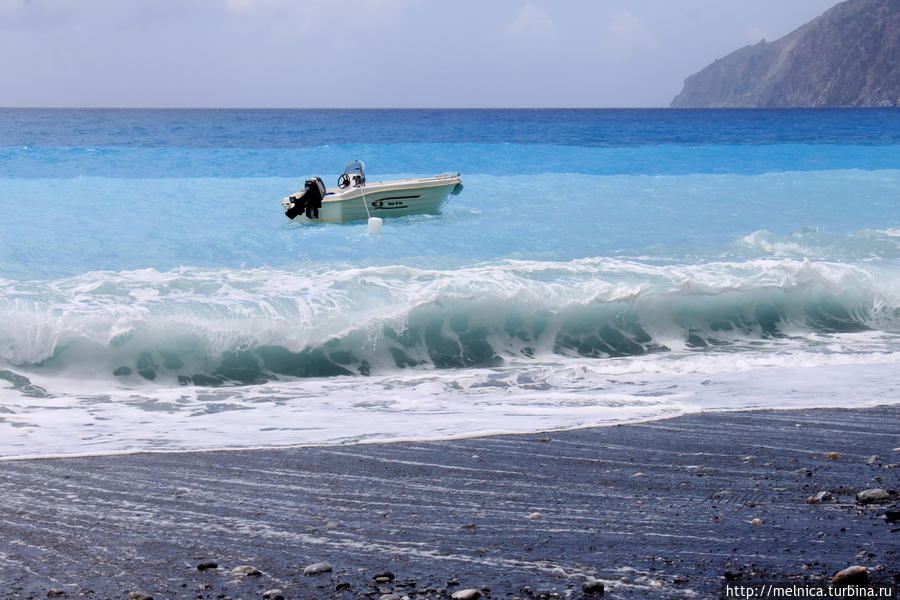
[287,175,461,224]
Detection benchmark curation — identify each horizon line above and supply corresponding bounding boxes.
[0,106,891,111]
[0,105,666,110]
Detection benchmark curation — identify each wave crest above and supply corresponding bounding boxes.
[1,259,897,384]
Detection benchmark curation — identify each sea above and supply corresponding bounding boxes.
[1,108,899,460]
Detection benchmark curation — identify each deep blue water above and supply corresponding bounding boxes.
[4,108,900,148]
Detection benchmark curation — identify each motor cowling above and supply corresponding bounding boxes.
[285,177,326,219]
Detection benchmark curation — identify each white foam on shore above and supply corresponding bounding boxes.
[2,347,898,460]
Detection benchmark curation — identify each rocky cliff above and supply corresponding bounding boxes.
[671,0,900,108]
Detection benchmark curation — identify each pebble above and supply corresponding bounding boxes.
[379,595,402,600]
[631,472,646,477]
[856,488,891,504]
[527,512,544,519]
[303,561,333,575]
[263,589,285,600]
[826,452,842,460]
[751,518,763,525]
[373,571,395,582]
[451,589,481,600]
[230,565,262,577]
[832,566,869,586]
[126,594,153,600]
[196,560,218,571]
[806,491,832,504]
[582,578,605,596]
[46,591,65,598]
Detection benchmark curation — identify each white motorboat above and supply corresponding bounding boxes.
[282,160,463,224]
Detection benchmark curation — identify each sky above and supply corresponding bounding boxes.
[0,0,842,108]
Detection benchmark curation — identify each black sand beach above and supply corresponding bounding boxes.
[1,406,897,600]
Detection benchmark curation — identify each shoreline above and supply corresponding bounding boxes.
[2,399,896,463]
[0,405,897,599]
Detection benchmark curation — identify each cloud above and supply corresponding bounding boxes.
[222,0,411,34]
[505,4,559,43]
[600,10,658,60]
[225,0,257,12]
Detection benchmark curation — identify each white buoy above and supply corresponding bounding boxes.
[367,217,383,235]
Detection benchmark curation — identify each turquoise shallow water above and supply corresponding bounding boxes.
[1,109,899,457]
[2,149,899,279]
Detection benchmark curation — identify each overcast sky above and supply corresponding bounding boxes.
[0,0,841,108]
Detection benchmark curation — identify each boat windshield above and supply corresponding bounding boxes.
[342,160,366,181]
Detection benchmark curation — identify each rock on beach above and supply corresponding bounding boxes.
[230,565,261,577]
[832,566,869,587]
[450,589,481,600]
[856,488,891,504]
[303,561,333,576]
[582,579,605,596]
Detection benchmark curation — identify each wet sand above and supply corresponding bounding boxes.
[0,405,897,599]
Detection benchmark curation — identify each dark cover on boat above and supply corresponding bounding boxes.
[285,177,325,219]
[306,177,325,209]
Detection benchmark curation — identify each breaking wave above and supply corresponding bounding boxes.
[1,258,898,386]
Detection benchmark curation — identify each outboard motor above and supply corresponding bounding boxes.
[283,177,326,219]
[337,160,366,189]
